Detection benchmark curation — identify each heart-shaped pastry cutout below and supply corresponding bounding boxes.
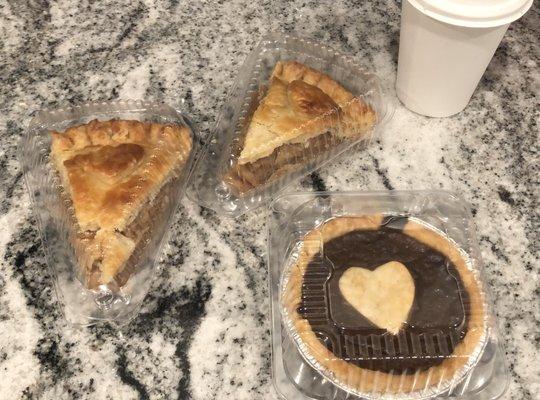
[338,261,415,335]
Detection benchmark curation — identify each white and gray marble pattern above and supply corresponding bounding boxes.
[0,1,538,399]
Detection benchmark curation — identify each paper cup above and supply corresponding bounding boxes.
[396,0,532,117]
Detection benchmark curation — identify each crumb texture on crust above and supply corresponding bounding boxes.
[50,119,193,286]
[238,61,376,165]
[282,215,486,396]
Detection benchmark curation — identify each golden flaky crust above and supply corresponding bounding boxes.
[238,61,376,165]
[273,61,377,136]
[50,119,192,287]
[282,216,486,396]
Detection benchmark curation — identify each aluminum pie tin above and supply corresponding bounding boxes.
[279,216,489,400]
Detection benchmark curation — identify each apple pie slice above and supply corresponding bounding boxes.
[50,119,192,289]
[224,61,377,193]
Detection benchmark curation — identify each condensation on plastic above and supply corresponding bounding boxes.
[19,100,197,327]
[268,191,508,400]
[187,32,393,217]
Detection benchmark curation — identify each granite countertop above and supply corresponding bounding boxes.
[1,1,538,399]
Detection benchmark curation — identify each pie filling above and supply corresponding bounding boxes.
[80,176,177,289]
[298,217,470,374]
[224,130,341,193]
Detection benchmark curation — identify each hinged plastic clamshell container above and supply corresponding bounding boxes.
[187,32,392,216]
[269,191,508,400]
[19,100,197,326]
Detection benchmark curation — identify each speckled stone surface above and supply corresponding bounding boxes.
[0,1,538,399]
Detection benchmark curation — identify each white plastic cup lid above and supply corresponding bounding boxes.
[407,0,533,27]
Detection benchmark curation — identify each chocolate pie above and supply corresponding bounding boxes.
[50,119,192,289]
[282,215,486,396]
[224,61,377,193]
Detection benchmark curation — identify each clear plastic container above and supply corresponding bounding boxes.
[187,32,392,217]
[19,100,197,326]
[269,191,508,400]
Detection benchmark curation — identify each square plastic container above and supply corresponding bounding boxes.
[268,191,508,400]
[19,100,197,326]
[187,32,392,217]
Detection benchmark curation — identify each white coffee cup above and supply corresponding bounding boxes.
[396,0,533,117]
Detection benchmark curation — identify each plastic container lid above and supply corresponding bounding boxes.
[269,191,506,400]
[187,33,392,217]
[20,100,198,326]
[408,0,533,28]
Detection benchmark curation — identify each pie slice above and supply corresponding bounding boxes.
[224,61,377,193]
[50,119,192,289]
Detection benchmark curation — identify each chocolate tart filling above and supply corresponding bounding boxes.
[299,217,470,374]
